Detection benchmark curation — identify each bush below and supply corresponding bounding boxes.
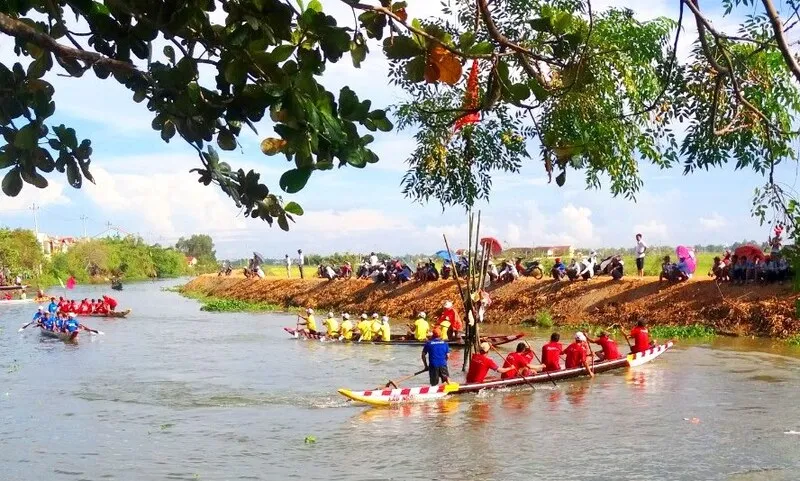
[199,297,280,312]
[647,324,715,339]
[534,309,554,328]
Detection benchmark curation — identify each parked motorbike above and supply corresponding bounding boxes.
[520,260,544,279]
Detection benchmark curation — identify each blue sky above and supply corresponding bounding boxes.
[0,0,793,258]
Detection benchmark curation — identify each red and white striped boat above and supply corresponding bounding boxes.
[338,341,674,406]
[284,327,524,348]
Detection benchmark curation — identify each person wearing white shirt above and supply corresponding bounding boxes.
[635,233,647,277]
[297,249,305,279]
[285,254,291,278]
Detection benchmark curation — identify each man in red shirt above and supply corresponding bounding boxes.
[627,320,651,353]
[541,333,564,372]
[466,342,515,383]
[564,332,594,377]
[102,295,118,312]
[437,300,462,339]
[588,331,621,361]
[501,343,544,379]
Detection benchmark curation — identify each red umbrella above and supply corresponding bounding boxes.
[480,237,503,255]
[734,245,765,261]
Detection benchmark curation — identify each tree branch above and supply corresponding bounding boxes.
[761,0,800,84]
[0,13,147,78]
[475,0,561,66]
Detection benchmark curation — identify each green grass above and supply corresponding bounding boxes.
[200,298,282,312]
[646,324,716,339]
[534,309,554,328]
[787,334,800,346]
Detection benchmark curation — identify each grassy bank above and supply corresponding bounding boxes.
[178,288,283,312]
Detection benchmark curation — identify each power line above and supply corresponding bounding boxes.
[80,215,89,238]
[29,203,39,236]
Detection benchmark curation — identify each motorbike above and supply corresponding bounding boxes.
[598,255,624,279]
[441,263,452,280]
[218,264,232,276]
[519,260,544,279]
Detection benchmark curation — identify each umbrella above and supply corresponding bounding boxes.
[480,237,503,255]
[253,252,265,263]
[734,245,765,261]
[434,250,452,261]
[676,245,697,273]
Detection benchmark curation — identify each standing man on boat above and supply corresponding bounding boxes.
[422,328,450,385]
[564,332,594,377]
[626,320,651,353]
[587,332,622,361]
[47,297,58,315]
[541,333,564,372]
[412,312,430,341]
[298,308,318,334]
[466,342,515,383]
[635,233,648,278]
[297,249,305,279]
[102,295,118,312]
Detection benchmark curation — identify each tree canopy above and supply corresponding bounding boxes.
[175,233,216,261]
[1,0,800,234]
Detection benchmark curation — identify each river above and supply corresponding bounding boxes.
[2,279,800,481]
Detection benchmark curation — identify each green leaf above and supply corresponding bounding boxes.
[468,42,493,55]
[507,83,530,102]
[271,45,295,63]
[66,160,82,188]
[133,89,147,103]
[284,201,304,215]
[458,31,476,51]
[217,130,237,151]
[529,78,550,101]
[555,170,566,187]
[307,0,323,12]
[405,56,425,83]
[0,151,14,169]
[163,45,175,64]
[1,167,22,196]
[279,168,312,193]
[224,60,248,85]
[277,214,290,231]
[20,169,48,188]
[13,124,39,150]
[161,121,176,142]
[383,36,423,60]
[552,12,572,35]
[350,40,367,68]
[528,18,551,32]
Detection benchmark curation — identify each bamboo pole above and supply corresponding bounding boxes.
[444,233,470,372]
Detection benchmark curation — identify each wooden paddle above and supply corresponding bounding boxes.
[378,368,428,389]
[490,344,536,391]
[80,325,104,335]
[18,319,38,332]
[524,340,558,388]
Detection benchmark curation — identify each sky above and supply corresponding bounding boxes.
[0,0,795,259]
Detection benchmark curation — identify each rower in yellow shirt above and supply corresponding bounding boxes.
[378,315,391,342]
[369,313,384,340]
[323,311,339,338]
[412,312,430,341]
[357,313,372,341]
[298,308,318,334]
[339,313,354,340]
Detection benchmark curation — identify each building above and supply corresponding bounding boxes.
[36,233,78,258]
[186,256,198,267]
[531,245,574,258]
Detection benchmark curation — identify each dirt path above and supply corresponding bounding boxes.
[185,275,799,337]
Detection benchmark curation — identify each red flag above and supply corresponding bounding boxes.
[66,276,76,290]
[454,60,481,131]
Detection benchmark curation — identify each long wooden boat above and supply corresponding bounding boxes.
[338,341,674,406]
[82,308,131,318]
[0,298,34,305]
[39,327,79,342]
[283,327,524,347]
[0,284,27,291]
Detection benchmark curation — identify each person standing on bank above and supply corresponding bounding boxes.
[635,233,648,277]
[285,254,291,278]
[297,249,305,279]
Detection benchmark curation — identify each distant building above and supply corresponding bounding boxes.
[36,233,78,258]
[530,245,574,258]
[186,256,198,267]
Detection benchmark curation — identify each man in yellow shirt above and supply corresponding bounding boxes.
[357,313,372,341]
[323,311,339,338]
[378,315,391,342]
[298,308,318,334]
[412,312,430,341]
[369,313,383,341]
[339,313,354,340]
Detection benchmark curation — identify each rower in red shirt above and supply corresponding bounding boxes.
[466,342,515,383]
[564,332,594,377]
[77,298,91,315]
[102,295,118,312]
[501,343,544,379]
[541,333,564,372]
[57,297,67,311]
[94,300,108,314]
[627,320,651,353]
[437,300,462,340]
[587,331,621,361]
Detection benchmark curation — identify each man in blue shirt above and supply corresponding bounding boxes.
[32,306,44,323]
[422,328,450,385]
[47,297,58,315]
[65,313,80,333]
[41,312,53,330]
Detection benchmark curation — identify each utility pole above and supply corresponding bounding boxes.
[80,215,89,238]
[30,203,39,236]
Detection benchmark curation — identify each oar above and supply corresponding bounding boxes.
[489,344,536,391]
[294,314,301,338]
[18,319,38,332]
[377,368,428,389]
[81,325,104,335]
[524,340,558,388]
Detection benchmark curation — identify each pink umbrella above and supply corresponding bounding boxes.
[676,245,697,273]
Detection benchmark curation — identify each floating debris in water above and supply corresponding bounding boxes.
[683,417,701,424]
[160,423,174,430]
[304,435,317,444]
[784,430,800,435]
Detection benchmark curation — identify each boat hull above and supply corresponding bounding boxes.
[83,308,131,318]
[284,327,524,347]
[0,299,34,305]
[39,328,79,342]
[0,285,27,291]
[339,341,674,405]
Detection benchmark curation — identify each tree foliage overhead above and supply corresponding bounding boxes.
[2,0,800,233]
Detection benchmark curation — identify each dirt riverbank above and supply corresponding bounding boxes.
[183,274,800,337]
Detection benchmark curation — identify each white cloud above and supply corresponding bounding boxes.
[294,209,413,236]
[699,212,727,230]
[0,181,70,215]
[632,220,669,242]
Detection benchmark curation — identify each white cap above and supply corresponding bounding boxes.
[68,312,76,318]
[38,306,43,310]
[306,308,313,314]
[328,311,334,317]
[419,312,426,318]
[361,313,368,319]
[371,313,379,319]
[343,313,350,319]
[381,316,389,322]
[479,342,491,353]
[443,301,453,309]
[575,331,586,342]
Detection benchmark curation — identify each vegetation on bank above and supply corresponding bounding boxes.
[177,289,282,312]
[0,228,218,287]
